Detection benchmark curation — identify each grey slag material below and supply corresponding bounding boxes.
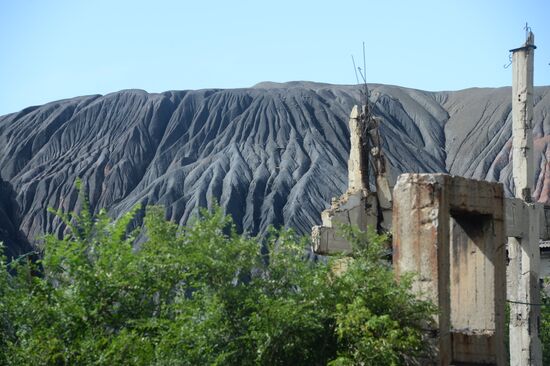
[393,174,507,366]
[1,82,550,253]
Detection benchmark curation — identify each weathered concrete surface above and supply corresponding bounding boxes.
[376,173,393,231]
[311,190,377,254]
[311,106,378,254]
[508,30,542,366]
[393,173,506,366]
[512,33,536,203]
[505,198,550,240]
[347,105,368,192]
[541,207,550,240]
[368,115,393,231]
[508,227,542,366]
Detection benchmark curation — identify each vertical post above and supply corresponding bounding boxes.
[508,30,542,366]
[511,31,535,202]
[347,105,368,192]
[393,174,452,366]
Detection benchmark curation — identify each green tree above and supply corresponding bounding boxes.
[0,199,433,365]
[541,282,550,365]
[328,227,434,365]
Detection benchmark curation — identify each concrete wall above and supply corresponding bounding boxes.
[312,190,377,254]
[393,173,507,366]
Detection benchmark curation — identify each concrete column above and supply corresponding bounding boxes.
[392,174,452,366]
[311,105,378,255]
[347,105,368,191]
[511,31,535,202]
[508,204,542,366]
[508,209,542,366]
[508,31,542,366]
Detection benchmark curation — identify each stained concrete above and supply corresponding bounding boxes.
[508,31,542,366]
[312,106,378,254]
[393,173,507,366]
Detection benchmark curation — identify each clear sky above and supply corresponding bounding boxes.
[1,0,549,115]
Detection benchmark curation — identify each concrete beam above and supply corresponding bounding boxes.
[505,198,548,239]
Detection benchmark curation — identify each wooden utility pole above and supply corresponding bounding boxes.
[508,29,542,366]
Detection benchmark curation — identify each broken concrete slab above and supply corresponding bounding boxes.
[311,190,377,254]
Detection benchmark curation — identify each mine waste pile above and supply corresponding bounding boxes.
[1,81,550,255]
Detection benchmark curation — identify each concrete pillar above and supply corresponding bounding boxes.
[511,31,535,202]
[311,106,377,254]
[393,174,507,365]
[508,206,542,366]
[347,105,368,191]
[508,31,542,366]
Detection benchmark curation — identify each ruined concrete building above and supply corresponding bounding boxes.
[393,174,507,365]
[311,30,546,365]
[311,105,377,254]
[311,104,392,254]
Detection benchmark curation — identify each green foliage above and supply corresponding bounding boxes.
[328,226,435,365]
[541,282,550,365]
[0,199,434,365]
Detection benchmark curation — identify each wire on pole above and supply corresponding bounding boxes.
[506,299,550,307]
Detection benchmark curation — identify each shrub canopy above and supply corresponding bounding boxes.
[1,203,434,366]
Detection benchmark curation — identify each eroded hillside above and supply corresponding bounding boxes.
[1,82,549,253]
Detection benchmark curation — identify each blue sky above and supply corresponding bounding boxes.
[1,0,549,115]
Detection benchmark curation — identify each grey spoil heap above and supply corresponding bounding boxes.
[1,86,550,255]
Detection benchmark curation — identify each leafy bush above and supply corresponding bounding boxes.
[328,227,434,365]
[541,283,550,365]
[0,201,433,365]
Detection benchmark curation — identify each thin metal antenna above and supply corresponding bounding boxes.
[362,42,369,102]
[360,42,371,123]
[357,67,366,84]
[362,42,367,81]
[351,55,360,85]
[357,66,369,123]
[353,44,371,122]
[350,42,388,193]
[359,42,372,189]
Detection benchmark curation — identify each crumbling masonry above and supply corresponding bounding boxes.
[311,105,392,254]
[311,105,378,254]
[311,30,545,365]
